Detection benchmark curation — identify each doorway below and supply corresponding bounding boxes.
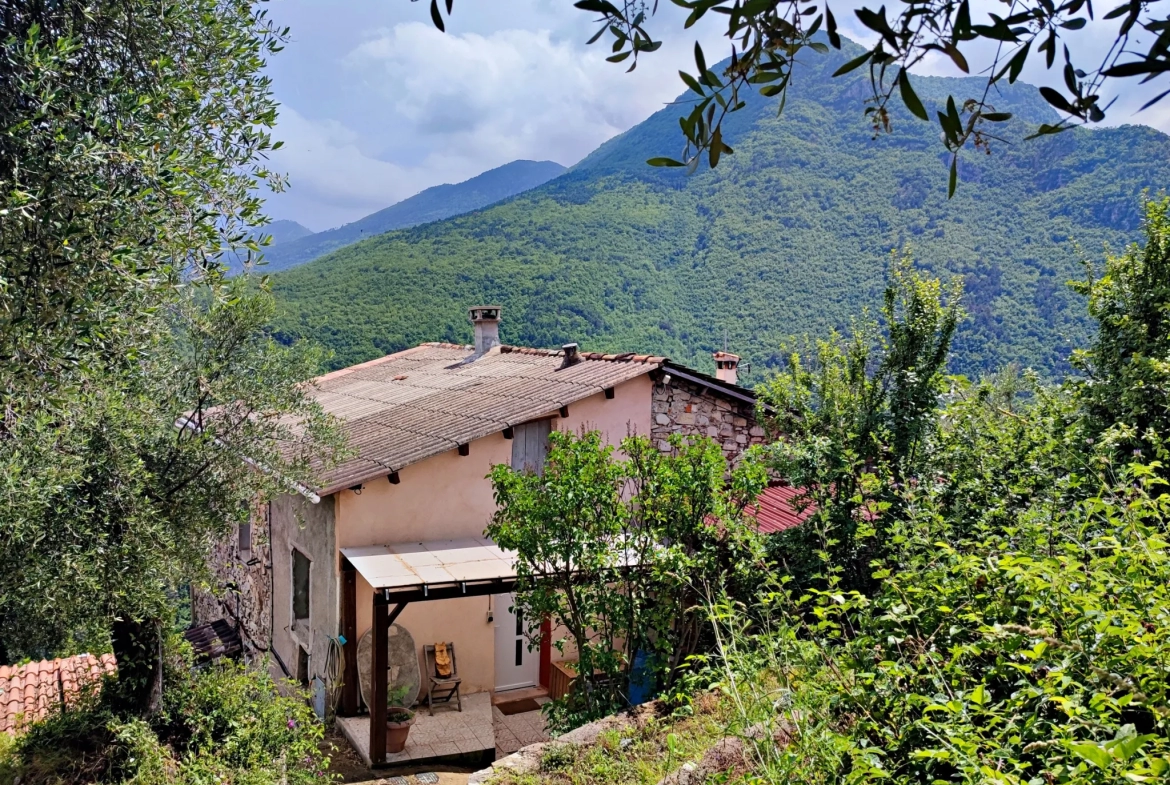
[494,593,538,691]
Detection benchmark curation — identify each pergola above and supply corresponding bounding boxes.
[339,539,522,763]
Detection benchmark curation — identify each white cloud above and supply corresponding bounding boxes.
[262,0,1167,230]
[262,3,726,230]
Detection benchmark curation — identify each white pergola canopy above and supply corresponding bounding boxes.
[341,538,519,596]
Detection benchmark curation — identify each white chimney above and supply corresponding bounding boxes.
[713,351,740,385]
[469,305,502,355]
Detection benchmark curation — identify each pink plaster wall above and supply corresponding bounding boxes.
[556,374,654,444]
[336,373,656,696]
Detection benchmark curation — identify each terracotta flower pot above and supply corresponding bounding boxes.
[385,707,415,753]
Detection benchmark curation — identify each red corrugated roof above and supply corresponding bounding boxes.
[747,485,815,534]
[0,653,116,734]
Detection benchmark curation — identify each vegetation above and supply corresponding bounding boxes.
[482,197,1170,785]
[487,431,765,731]
[0,641,330,785]
[270,39,1170,382]
[255,160,567,274]
[0,0,343,726]
[761,256,964,593]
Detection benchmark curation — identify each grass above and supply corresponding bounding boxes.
[491,692,734,785]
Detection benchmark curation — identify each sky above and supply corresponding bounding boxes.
[263,0,1170,232]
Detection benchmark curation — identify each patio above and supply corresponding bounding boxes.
[337,692,497,767]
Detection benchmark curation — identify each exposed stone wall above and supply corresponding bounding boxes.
[650,376,765,462]
[192,505,272,664]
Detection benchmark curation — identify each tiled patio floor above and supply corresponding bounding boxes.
[492,696,551,757]
[337,692,495,767]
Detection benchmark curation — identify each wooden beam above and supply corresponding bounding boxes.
[388,471,400,485]
[458,443,470,456]
[559,405,569,418]
[380,578,518,605]
[369,598,387,763]
[604,387,615,399]
[340,559,359,716]
[502,427,514,440]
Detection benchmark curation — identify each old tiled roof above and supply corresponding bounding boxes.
[311,343,666,495]
[0,653,116,734]
[748,485,815,534]
[183,619,243,662]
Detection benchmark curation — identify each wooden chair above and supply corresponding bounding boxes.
[423,643,463,715]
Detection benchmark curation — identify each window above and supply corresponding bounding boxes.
[296,645,310,687]
[292,548,310,625]
[238,521,252,559]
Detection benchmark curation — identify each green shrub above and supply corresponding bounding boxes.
[3,647,329,785]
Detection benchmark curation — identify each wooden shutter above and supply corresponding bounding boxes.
[511,419,551,474]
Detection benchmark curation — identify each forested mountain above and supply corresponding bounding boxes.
[265,219,313,244]
[270,38,1170,380]
[257,159,566,272]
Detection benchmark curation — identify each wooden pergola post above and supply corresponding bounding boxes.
[340,559,359,716]
[369,595,387,763]
[368,593,409,766]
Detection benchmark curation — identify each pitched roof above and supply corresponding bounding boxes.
[0,653,116,734]
[310,343,667,495]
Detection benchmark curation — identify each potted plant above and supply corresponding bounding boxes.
[385,684,416,753]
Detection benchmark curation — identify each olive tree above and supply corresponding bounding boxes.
[0,1,347,715]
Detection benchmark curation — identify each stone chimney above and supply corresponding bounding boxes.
[469,305,502,355]
[713,351,740,385]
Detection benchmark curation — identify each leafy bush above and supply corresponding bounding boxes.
[699,199,1170,785]
[488,431,766,731]
[1,647,329,785]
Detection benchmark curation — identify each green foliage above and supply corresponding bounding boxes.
[688,198,1170,785]
[0,0,346,714]
[1,644,329,785]
[486,430,765,731]
[1072,195,1170,462]
[759,260,962,593]
[0,274,346,692]
[0,0,287,397]
[269,42,1170,381]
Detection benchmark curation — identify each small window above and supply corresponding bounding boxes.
[292,548,311,624]
[238,521,252,559]
[296,645,310,686]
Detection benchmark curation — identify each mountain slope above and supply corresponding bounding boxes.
[258,159,566,272]
[265,219,313,244]
[270,40,1170,380]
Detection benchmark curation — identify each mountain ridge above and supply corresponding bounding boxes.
[257,159,567,273]
[270,39,1170,381]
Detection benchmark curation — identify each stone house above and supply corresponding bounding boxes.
[192,306,765,763]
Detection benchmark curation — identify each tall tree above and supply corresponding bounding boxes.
[760,258,963,593]
[0,0,345,714]
[0,0,285,398]
[1072,195,1170,463]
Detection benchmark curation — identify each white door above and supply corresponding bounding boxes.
[494,593,538,691]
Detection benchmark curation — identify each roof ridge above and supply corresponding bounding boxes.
[312,343,471,385]
[498,345,667,364]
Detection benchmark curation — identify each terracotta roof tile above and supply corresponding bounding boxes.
[0,653,115,734]
[310,344,666,495]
